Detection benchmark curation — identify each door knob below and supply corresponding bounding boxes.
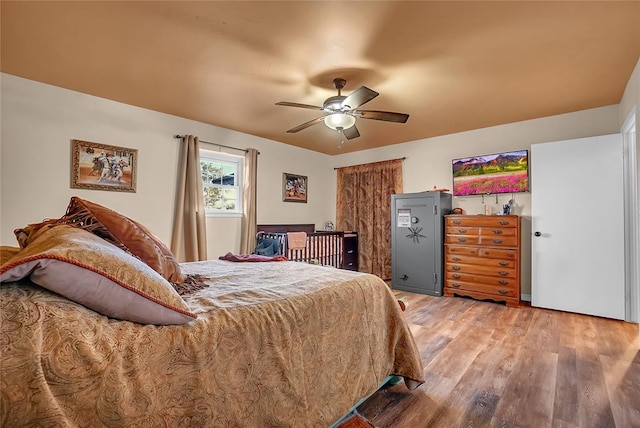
[534,231,542,237]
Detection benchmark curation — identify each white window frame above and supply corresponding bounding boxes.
[200,149,244,218]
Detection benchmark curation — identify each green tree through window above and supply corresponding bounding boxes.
[200,150,243,216]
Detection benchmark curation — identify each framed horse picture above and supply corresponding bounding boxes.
[282,172,307,203]
[71,139,137,192]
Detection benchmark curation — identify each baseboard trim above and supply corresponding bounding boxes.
[521,294,531,302]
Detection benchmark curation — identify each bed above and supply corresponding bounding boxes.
[257,224,358,271]
[0,199,424,427]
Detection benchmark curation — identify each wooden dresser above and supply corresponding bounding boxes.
[444,215,521,307]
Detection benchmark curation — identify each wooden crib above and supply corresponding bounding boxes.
[256,224,358,271]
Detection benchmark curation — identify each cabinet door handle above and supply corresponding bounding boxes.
[347,250,354,254]
[452,266,461,271]
[458,229,467,233]
[452,273,461,278]
[493,230,503,235]
[499,261,509,266]
[401,274,409,281]
[499,221,509,225]
[498,289,509,295]
[498,271,508,276]
[458,237,467,242]
[453,220,461,225]
[451,283,461,288]
[493,239,503,244]
[499,280,510,285]
[452,256,461,261]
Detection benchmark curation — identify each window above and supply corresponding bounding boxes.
[200,150,243,217]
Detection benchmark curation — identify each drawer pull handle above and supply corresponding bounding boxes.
[452,266,461,271]
[452,274,461,278]
[499,221,509,225]
[458,237,467,242]
[451,283,461,288]
[347,250,354,254]
[453,220,461,225]
[493,239,503,244]
[458,229,467,233]
[452,256,461,261]
[499,261,509,266]
[498,271,508,276]
[498,289,509,295]
[499,280,509,285]
[493,230,503,235]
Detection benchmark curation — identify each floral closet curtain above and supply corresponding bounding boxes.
[336,159,403,279]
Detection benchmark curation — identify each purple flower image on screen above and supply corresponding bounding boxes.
[452,150,529,196]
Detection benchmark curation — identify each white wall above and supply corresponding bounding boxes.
[330,104,621,297]
[0,74,334,257]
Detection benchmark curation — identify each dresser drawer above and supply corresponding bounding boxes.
[446,263,516,278]
[446,216,518,228]
[446,271,517,287]
[446,245,479,257]
[446,254,516,268]
[479,227,517,237]
[446,235,480,245]
[445,280,518,297]
[479,248,517,260]
[445,226,480,236]
[479,236,518,247]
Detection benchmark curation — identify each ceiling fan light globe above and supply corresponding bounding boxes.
[324,113,356,130]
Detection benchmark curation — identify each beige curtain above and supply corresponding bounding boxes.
[171,135,207,262]
[336,159,403,279]
[240,148,258,254]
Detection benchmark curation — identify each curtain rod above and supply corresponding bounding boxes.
[333,157,406,170]
[174,135,258,154]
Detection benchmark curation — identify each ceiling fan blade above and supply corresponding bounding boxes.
[286,116,326,133]
[341,86,379,110]
[352,110,410,123]
[342,125,360,140]
[276,101,324,111]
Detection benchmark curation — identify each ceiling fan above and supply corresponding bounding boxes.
[275,78,409,143]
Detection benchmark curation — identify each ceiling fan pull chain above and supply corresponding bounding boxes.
[337,128,345,148]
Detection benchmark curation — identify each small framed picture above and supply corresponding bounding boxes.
[282,172,307,203]
[71,139,137,192]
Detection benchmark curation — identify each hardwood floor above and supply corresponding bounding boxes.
[356,291,640,427]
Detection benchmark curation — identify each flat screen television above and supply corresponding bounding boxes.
[452,150,529,196]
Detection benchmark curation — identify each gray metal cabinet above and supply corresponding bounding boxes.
[391,192,451,296]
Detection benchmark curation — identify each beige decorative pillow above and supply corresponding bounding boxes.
[1,225,195,325]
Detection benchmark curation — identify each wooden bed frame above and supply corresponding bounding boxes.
[256,224,358,271]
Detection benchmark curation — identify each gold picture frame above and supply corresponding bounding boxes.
[282,172,307,203]
[71,139,137,192]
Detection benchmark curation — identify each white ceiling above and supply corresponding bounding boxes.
[2,1,639,155]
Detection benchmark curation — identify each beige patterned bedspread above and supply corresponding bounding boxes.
[0,260,424,427]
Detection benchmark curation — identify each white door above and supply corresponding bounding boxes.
[531,134,625,320]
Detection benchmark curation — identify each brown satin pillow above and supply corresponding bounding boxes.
[62,197,185,284]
